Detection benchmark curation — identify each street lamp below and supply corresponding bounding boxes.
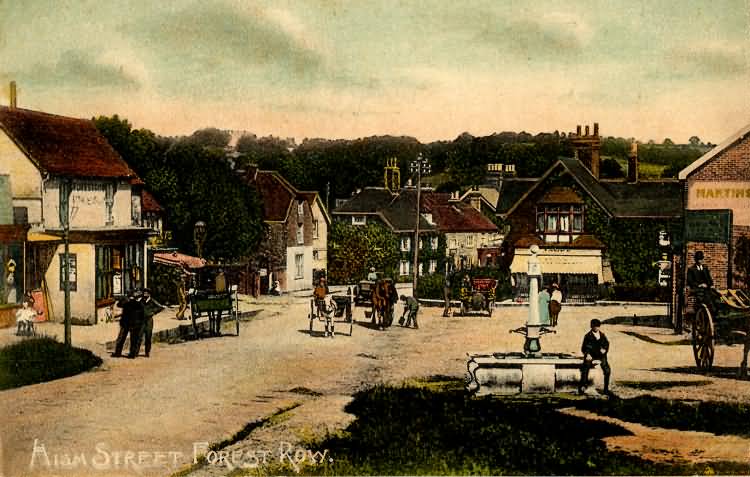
[194,221,207,259]
[60,178,73,347]
[410,153,431,299]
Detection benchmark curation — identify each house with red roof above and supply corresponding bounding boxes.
[243,168,329,292]
[422,192,501,268]
[0,99,152,324]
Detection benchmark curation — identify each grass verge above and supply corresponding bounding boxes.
[0,336,102,390]
[257,378,750,475]
[576,394,750,439]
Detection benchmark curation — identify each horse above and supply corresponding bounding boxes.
[370,279,397,330]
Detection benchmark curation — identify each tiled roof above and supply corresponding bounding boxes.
[496,179,537,214]
[333,187,437,232]
[141,190,163,213]
[250,170,295,222]
[0,106,140,181]
[502,158,682,218]
[539,186,584,204]
[422,193,498,233]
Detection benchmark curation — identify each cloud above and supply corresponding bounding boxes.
[1,50,140,91]
[121,3,332,96]
[661,45,749,79]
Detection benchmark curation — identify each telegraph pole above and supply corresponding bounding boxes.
[410,153,430,299]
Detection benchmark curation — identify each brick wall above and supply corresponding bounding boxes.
[684,241,729,289]
[687,135,750,183]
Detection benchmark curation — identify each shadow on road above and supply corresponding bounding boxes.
[654,366,750,382]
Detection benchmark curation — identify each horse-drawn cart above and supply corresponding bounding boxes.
[189,286,239,338]
[457,278,497,317]
[308,294,353,337]
[684,288,750,375]
[353,278,397,329]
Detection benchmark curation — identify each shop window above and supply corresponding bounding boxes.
[59,253,77,292]
[96,244,143,301]
[1,244,24,305]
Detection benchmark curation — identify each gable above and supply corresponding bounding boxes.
[0,128,42,198]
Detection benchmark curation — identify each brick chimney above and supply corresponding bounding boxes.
[627,142,639,183]
[9,81,17,109]
[570,122,601,180]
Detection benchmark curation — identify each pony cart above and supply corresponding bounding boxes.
[308,294,353,338]
[457,278,497,317]
[684,287,750,376]
[189,286,239,338]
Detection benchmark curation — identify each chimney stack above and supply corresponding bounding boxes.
[627,142,639,183]
[570,122,601,180]
[9,81,17,109]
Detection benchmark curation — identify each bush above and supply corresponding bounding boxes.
[148,262,182,305]
[416,274,445,299]
[0,336,103,390]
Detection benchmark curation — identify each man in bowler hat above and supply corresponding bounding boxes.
[140,288,164,357]
[687,250,713,304]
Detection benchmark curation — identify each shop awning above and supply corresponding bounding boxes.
[27,231,62,242]
[510,249,604,283]
[153,251,206,269]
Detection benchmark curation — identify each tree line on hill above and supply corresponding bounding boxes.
[94,115,710,264]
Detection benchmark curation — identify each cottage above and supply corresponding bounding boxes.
[0,99,150,324]
[498,124,682,301]
[244,168,329,292]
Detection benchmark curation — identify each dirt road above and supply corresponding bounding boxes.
[2,300,749,477]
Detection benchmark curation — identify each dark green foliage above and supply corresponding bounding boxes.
[94,116,264,262]
[600,157,625,178]
[582,193,682,287]
[577,395,750,439]
[415,273,445,300]
[148,262,183,305]
[328,222,400,284]
[0,336,102,390]
[297,382,741,475]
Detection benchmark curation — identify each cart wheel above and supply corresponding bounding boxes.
[692,304,715,371]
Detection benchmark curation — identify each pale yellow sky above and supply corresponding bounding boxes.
[1,0,748,143]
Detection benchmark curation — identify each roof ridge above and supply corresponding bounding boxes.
[0,105,90,123]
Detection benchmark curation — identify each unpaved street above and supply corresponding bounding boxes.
[2,299,750,477]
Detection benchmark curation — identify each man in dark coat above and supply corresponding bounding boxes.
[578,318,611,395]
[687,250,713,303]
[113,289,144,358]
[140,288,164,358]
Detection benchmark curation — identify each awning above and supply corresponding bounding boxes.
[27,231,62,242]
[154,251,206,269]
[510,249,604,283]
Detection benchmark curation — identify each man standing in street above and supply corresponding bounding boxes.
[578,318,611,395]
[399,294,419,329]
[443,264,453,317]
[687,251,713,303]
[549,283,563,326]
[113,289,145,358]
[140,288,164,358]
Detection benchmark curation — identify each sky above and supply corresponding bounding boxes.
[1,0,748,144]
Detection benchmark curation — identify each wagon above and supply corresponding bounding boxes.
[457,278,497,317]
[684,287,750,374]
[189,286,239,338]
[307,294,353,337]
[353,280,375,307]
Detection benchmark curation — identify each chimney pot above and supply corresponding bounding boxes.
[9,81,17,109]
[627,142,639,183]
[585,125,590,136]
[576,125,582,136]
[593,123,599,136]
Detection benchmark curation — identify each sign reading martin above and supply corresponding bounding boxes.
[685,209,732,244]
